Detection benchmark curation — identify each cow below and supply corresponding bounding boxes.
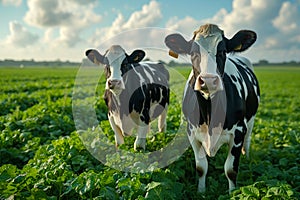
[164,24,260,193]
[85,45,170,151]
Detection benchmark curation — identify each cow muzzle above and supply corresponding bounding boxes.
[106,79,125,93]
[194,74,223,97]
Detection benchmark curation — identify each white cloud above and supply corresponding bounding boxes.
[165,0,281,39]
[2,0,300,63]
[89,0,162,46]
[218,0,281,37]
[24,0,101,28]
[24,0,70,27]
[24,0,101,47]
[6,21,39,47]
[122,1,162,29]
[165,16,200,37]
[216,0,300,61]
[165,0,300,62]
[0,0,22,6]
[273,2,300,34]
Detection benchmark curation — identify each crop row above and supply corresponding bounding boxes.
[0,66,299,199]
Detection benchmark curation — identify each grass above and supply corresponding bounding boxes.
[0,65,299,199]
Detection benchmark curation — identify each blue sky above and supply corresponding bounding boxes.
[0,0,300,63]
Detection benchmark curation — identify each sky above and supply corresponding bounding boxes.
[0,0,300,63]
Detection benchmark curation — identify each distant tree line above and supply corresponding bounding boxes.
[0,59,81,67]
[1,58,299,68]
[254,59,300,66]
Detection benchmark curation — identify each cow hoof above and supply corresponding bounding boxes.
[134,138,146,151]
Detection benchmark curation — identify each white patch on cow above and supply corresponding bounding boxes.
[225,58,244,98]
[233,141,242,148]
[241,75,248,98]
[224,151,236,190]
[105,45,126,91]
[131,65,146,89]
[242,115,256,156]
[143,66,154,83]
[110,110,143,138]
[191,41,223,96]
[195,32,223,57]
[108,114,124,146]
[189,122,228,157]
[224,122,243,135]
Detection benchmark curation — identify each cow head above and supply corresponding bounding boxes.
[86,45,145,95]
[165,24,256,98]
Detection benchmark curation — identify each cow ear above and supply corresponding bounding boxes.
[226,30,257,53]
[165,33,192,55]
[85,49,108,65]
[127,50,145,63]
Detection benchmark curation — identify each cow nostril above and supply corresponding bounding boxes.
[199,76,205,85]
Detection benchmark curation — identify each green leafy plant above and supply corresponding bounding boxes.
[0,66,299,199]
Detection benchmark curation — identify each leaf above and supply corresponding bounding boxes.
[0,164,18,181]
[242,186,260,197]
[279,158,288,167]
[11,174,27,184]
[146,181,161,191]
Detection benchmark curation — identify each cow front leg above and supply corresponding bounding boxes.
[158,105,168,132]
[225,122,246,193]
[224,149,240,192]
[191,138,208,193]
[134,124,149,151]
[108,115,124,148]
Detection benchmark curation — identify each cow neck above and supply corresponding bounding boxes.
[188,73,211,125]
[188,73,226,130]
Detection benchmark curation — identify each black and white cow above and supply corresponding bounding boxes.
[165,24,260,192]
[86,45,169,151]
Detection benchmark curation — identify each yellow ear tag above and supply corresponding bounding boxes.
[169,50,178,59]
[234,44,242,51]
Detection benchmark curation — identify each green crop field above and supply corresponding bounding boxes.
[0,66,299,199]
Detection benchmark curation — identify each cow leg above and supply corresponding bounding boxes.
[191,138,208,193]
[134,124,149,151]
[108,115,124,148]
[242,116,255,157]
[158,105,168,132]
[224,121,247,193]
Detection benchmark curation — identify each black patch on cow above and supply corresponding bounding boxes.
[222,73,245,131]
[196,166,205,177]
[231,120,246,172]
[229,58,260,121]
[230,75,237,82]
[216,40,227,76]
[195,90,211,126]
[226,170,237,185]
[104,63,169,125]
[184,58,260,133]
